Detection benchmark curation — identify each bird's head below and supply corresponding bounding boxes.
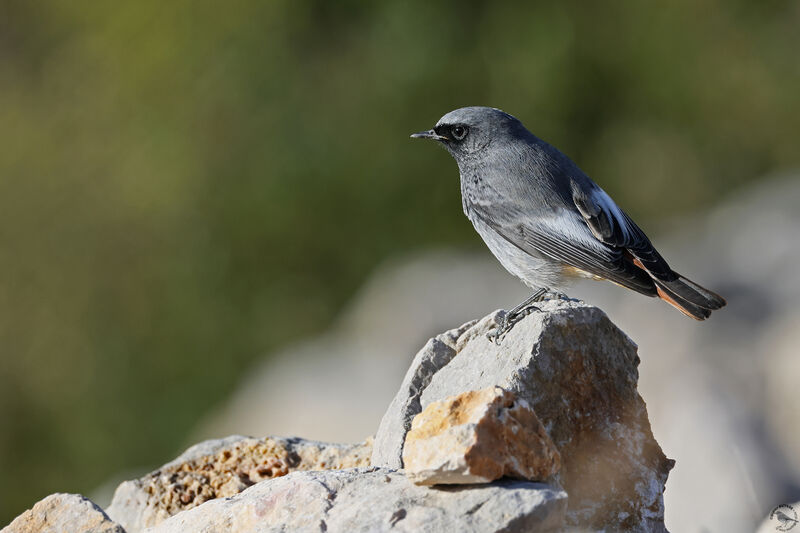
[411,106,530,160]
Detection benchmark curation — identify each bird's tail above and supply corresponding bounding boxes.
[652,273,726,321]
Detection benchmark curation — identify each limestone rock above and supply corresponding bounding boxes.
[373,299,673,532]
[143,467,567,533]
[403,386,560,485]
[107,435,371,532]
[1,493,124,533]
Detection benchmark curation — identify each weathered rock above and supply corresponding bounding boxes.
[1,493,124,533]
[403,386,560,485]
[143,467,567,533]
[373,300,673,532]
[107,435,371,532]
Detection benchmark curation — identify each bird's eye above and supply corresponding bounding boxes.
[452,125,468,140]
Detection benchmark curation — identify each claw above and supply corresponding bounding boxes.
[487,288,555,344]
[486,313,508,345]
[486,305,541,344]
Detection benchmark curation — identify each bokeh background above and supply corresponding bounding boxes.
[1,1,799,531]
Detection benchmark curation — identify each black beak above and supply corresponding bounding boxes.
[410,129,448,141]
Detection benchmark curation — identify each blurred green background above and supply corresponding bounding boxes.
[1,0,798,523]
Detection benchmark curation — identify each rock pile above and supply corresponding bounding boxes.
[2,300,672,533]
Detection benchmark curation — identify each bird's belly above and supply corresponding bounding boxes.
[470,215,569,290]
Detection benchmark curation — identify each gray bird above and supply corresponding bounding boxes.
[412,107,725,337]
[776,510,799,527]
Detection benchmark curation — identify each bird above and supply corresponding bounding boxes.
[411,106,725,339]
[775,510,799,528]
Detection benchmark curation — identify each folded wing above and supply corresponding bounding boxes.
[570,181,726,318]
[468,178,725,319]
[467,199,658,297]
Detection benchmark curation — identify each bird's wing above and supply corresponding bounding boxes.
[569,179,726,315]
[467,198,657,295]
[570,181,675,281]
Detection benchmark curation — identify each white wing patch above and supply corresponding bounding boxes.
[591,187,633,242]
[548,208,604,250]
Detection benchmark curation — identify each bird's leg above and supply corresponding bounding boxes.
[488,287,548,344]
[507,287,548,318]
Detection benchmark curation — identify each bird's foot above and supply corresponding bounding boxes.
[541,290,581,302]
[487,305,540,345]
